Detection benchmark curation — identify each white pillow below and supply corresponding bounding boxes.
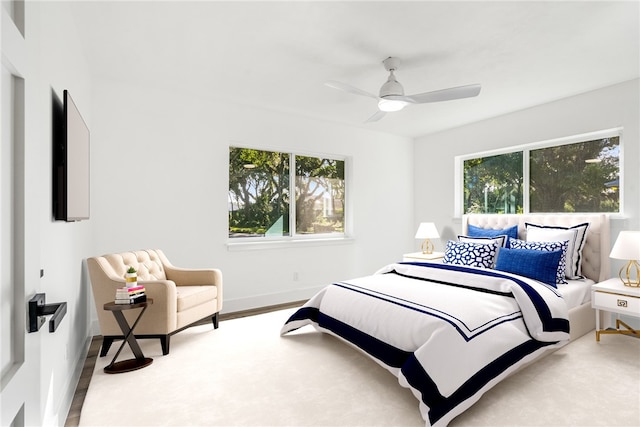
[458,234,507,247]
[525,222,589,279]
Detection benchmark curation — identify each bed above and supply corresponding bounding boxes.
[281,214,610,426]
[462,214,610,342]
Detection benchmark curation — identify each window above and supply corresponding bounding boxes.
[458,129,621,215]
[228,147,345,239]
[463,152,524,214]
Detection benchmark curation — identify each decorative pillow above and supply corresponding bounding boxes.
[509,238,569,284]
[457,235,506,267]
[443,240,498,269]
[467,224,518,247]
[494,247,563,287]
[525,222,589,279]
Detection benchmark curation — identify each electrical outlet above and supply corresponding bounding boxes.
[293,272,299,281]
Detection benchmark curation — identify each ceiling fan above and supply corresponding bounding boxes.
[326,57,481,122]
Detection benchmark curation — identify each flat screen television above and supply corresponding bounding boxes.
[53,90,90,221]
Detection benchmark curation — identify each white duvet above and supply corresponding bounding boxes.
[281,262,570,426]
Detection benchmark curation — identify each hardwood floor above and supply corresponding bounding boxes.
[64,337,102,427]
[64,301,303,426]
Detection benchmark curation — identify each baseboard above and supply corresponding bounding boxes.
[90,319,101,337]
[60,335,93,425]
[220,286,321,315]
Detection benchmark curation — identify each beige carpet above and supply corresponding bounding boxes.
[78,308,640,427]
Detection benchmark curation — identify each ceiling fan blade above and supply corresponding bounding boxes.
[365,110,386,123]
[403,84,481,104]
[325,80,379,100]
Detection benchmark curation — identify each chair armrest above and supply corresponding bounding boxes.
[164,267,223,287]
[139,279,178,315]
[163,267,223,313]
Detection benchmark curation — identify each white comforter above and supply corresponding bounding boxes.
[280,262,570,426]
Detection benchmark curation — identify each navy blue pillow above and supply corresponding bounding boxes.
[494,247,562,287]
[508,238,569,284]
[467,224,518,247]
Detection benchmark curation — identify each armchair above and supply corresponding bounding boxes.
[87,249,222,356]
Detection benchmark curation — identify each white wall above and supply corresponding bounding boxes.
[8,2,636,423]
[89,78,415,318]
[0,2,93,426]
[33,1,95,424]
[414,79,640,252]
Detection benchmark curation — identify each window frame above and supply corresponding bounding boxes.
[454,128,624,217]
[227,144,351,250]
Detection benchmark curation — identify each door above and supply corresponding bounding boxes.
[1,2,32,425]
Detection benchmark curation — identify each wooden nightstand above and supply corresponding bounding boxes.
[591,278,640,341]
[403,251,444,262]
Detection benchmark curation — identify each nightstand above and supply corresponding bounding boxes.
[591,278,640,341]
[403,251,444,262]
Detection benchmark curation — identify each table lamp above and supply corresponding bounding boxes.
[609,230,640,287]
[415,222,439,254]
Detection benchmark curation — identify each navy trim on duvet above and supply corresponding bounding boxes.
[401,262,569,334]
[332,281,523,342]
[402,340,554,426]
[281,262,570,427]
[285,306,553,427]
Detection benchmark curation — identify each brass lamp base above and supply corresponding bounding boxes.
[619,260,640,287]
[421,239,434,255]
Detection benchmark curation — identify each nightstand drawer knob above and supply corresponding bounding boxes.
[617,299,628,308]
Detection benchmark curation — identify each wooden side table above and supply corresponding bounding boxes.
[592,279,640,341]
[103,299,154,373]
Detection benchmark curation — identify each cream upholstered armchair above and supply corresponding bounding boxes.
[87,249,222,356]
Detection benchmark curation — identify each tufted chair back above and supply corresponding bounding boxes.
[100,250,168,282]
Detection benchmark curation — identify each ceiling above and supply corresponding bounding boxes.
[68,1,640,139]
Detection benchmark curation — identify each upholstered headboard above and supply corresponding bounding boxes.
[462,214,610,283]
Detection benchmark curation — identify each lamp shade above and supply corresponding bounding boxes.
[415,222,440,239]
[610,231,640,260]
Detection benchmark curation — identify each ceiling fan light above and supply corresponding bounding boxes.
[378,98,407,112]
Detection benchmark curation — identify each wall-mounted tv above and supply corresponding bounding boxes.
[53,90,90,221]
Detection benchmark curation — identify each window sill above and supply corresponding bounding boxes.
[226,236,355,251]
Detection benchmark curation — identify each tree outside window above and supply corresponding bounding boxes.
[462,134,620,214]
[228,148,290,237]
[228,147,345,238]
[530,137,619,213]
[295,155,345,235]
[464,152,523,214]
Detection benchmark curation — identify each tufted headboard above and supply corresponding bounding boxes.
[462,214,610,283]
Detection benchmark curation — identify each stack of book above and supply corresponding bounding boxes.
[115,285,147,304]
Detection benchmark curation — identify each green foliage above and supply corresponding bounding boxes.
[529,137,619,212]
[295,155,344,234]
[464,152,523,214]
[463,137,619,214]
[228,148,345,237]
[126,266,136,274]
[228,147,290,236]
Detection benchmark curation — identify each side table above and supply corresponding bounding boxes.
[103,299,154,373]
[402,251,444,262]
[591,279,640,341]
